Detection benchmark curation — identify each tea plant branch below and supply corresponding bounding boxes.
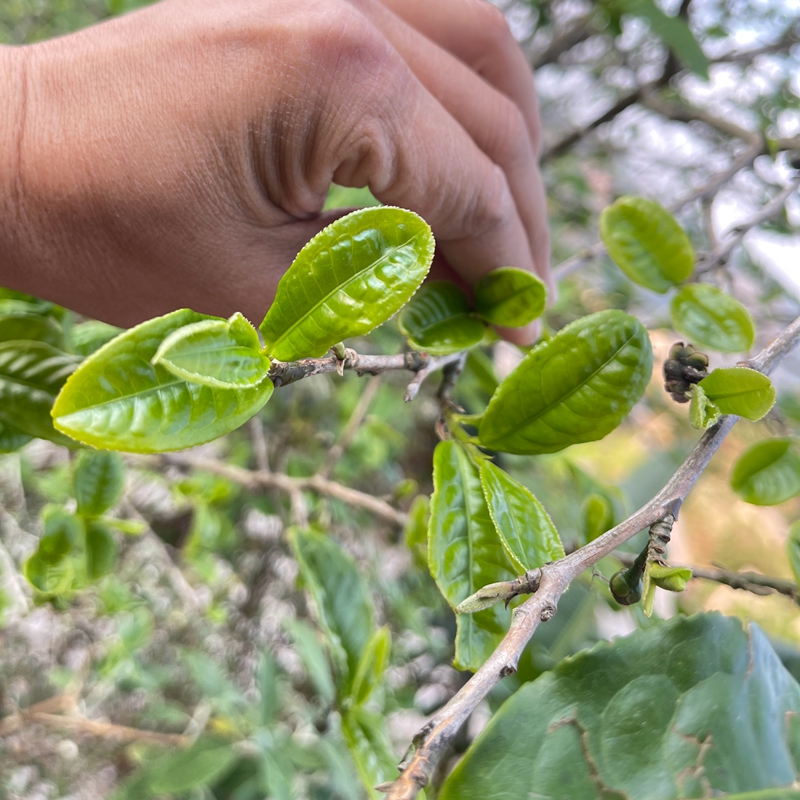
[248,415,270,473]
[696,174,800,273]
[136,453,408,527]
[383,314,800,800]
[614,550,799,600]
[529,13,595,69]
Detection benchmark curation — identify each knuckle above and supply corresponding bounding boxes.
[472,1,514,53]
[492,101,529,165]
[465,165,515,239]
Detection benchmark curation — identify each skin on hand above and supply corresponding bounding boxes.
[0,0,550,345]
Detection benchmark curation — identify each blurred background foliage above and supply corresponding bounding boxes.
[1,0,799,798]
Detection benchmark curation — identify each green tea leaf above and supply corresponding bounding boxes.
[479,310,653,454]
[397,281,485,355]
[404,494,430,569]
[282,618,336,704]
[648,564,691,592]
[0,313,62,346]
[261,207,434,360]
[350,626,391,707]
[581,493,614,543]
[787,522,800,587]
[52,310,274,452]
[148,738,238,794]
[730,438,800,506]
[0,340,80,445]
[670,284,755,353]
[24,507,84,595]
[480,461,563,572]
[0,420,31,453]
[289,527,375,692]
[74,450,126,517]
[24,552,76,596]
[699,367,776,421]
[600,197,694,292]
[84,520,119,580]
[619,0,710,78]
[474,267,547,328]
[689,384,721,429]
[342,706,398,799]
[69,321,122,356]
[153,312,270,388]
[429,441,518,671]
[441,613,800,799]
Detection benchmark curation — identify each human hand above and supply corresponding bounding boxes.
[0,0,549,344]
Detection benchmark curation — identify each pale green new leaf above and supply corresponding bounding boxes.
[429,441,518,671]
[397,281,485,355]
[153,312,270,388]
[670,284,755,353]
[0,340,80,445]
[689,384,721,429]
[441,613,800,799]
[74,450,126,517]
[474,267,547,328]
[261,207,434,360]
[479,461,563,572]
[600,197,694,292]
[51,309,274,452]
[479,310,653,455]
[350,626,391,707]
[699,367,775,421]
[730,438,800,506]
[289,527,375,693]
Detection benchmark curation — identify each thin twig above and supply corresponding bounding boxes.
[405,354,466,402]
[382,315,800,800]
[614,551,799,600]
[248,415,270,474]
[319,375,382,478]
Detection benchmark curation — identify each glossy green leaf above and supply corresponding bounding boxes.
[342,706,398,799]
[0,420,31,453]
[619,0,710,78]
[441,613,800,799]
[153,312,270,388]
[787,522,800,587]
[84,520,118,580]
[429,441,518,671]
[480,461,563,572]
[350,626,391,707]
[397,281,485,355]
[581,493,614,542]
[0,313,62,346]
[689,384,721,429]
[52,309,274,453]
[648,564,691,592]
[74,450,126,517]
[600,197,694,292]
[474,267,547,328]
[0,340,80,445]
[699,367,776,421]
[730,438,800,506]
[670,284,755,353]
[289,527,374,692]
[69,320,122,356]
[260,207,434,360]
[148,738,238,795]
[479,310,653,455]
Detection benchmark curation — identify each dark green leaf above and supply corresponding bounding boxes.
[699,367,776,421]
[289,527,374,691]
[0,420,32,453]
[74,450,126,517]
[0,340,80,445]
[260,207,434,360]
[52,309,274,452]
[689,384,722,429]
[0,313,62,346]
[148,738,238,794]
[153,312,270,388]
[441,614,800,799]
[479,310,653,454]
[69,320,122,356]
[600,197,694,292]
[670,284,755,353]
[474,267,547,328]
[618,0,710,78]
[787,522,800,587]
[480,461,563,572]
[397,281,485,355]
[350,626,391,707]
[84,520,118,580]
[429,441,518,671]
[730,438,800,505]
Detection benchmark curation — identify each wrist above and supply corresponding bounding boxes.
[0,45,33,287]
